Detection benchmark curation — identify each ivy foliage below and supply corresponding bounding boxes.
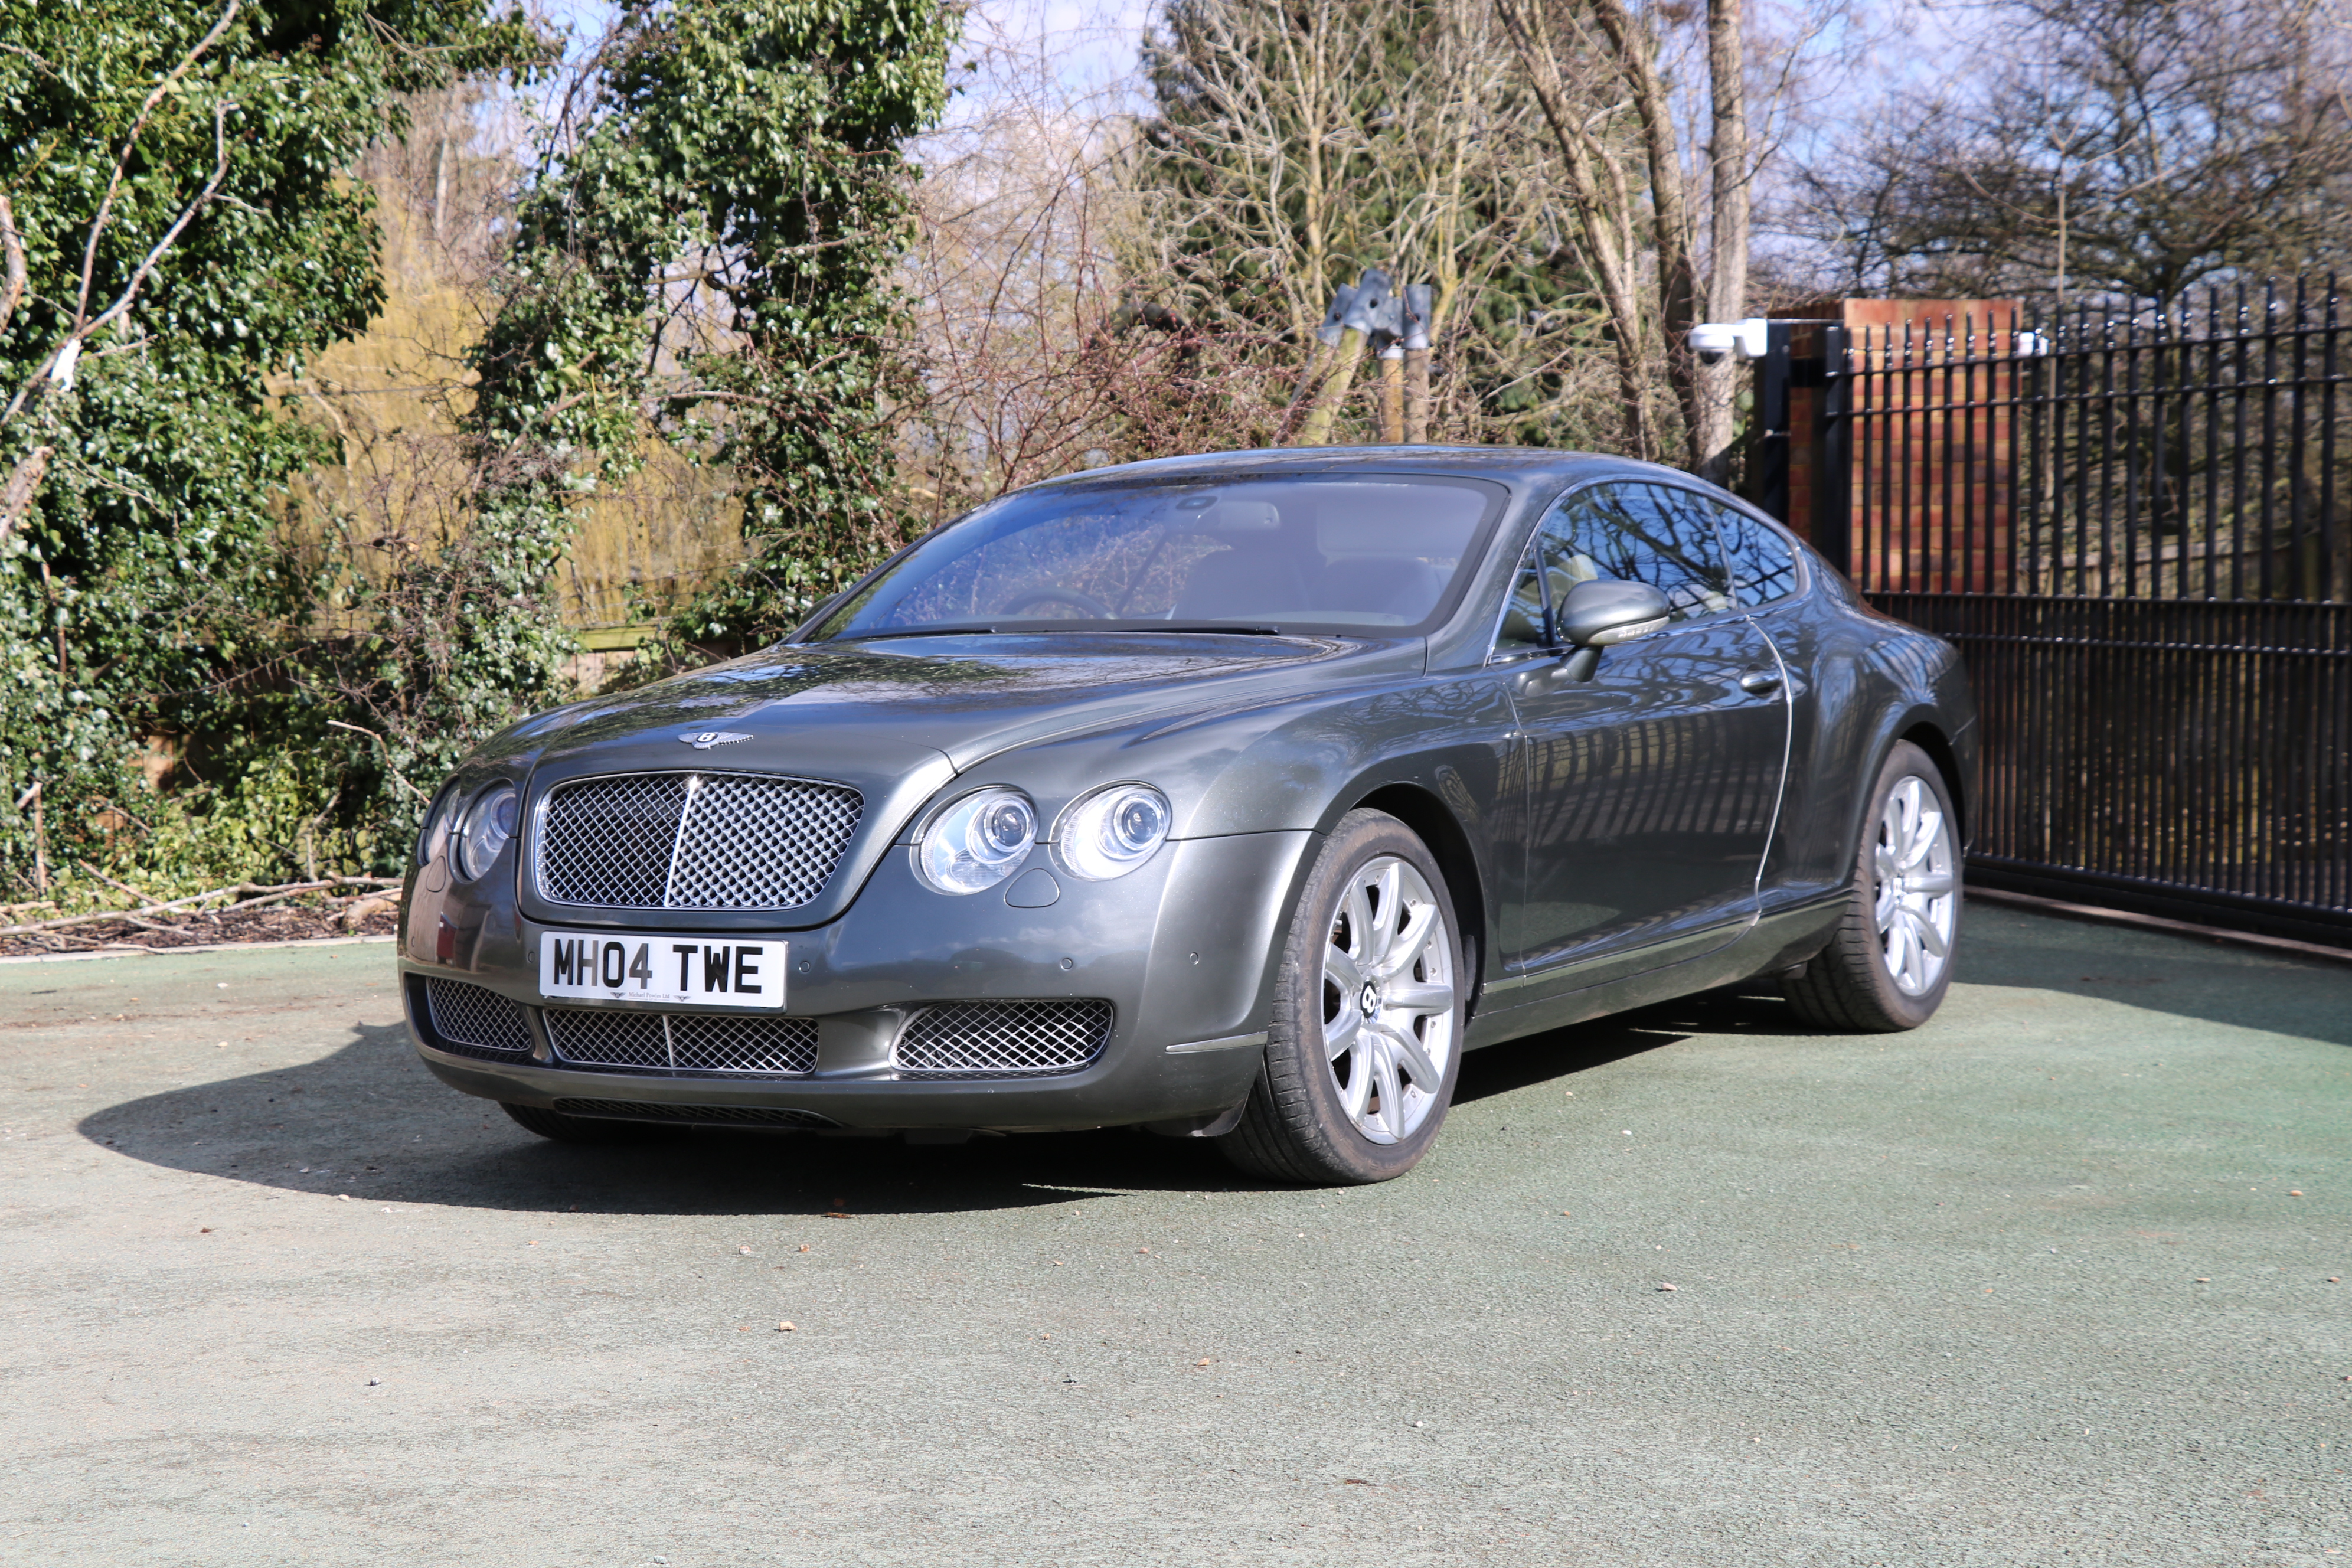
[0,0,950,902]
[0,0,544,895]
[487,0,955,662]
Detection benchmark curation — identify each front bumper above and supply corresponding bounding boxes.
[397,830,1318,1132]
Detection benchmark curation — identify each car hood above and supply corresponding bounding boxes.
[496,631,1417,931]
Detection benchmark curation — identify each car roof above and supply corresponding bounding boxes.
[1021,445,1690,495]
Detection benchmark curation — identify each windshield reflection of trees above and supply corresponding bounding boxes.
[822,478,1495,633]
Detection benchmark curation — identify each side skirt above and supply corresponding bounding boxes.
[1464,896,1845,1050]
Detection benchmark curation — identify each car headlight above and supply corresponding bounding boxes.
[458,784,519,879]
[915,787,1038,894]
[417,788,457,869]
[1054,783,1172,881]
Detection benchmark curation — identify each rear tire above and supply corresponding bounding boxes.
[500,1101,681,1145]
[1218,809,1465,1185]
[1783,740,1962,1032]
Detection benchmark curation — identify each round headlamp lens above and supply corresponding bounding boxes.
[972,796,1036,858]
[1055,783,1173,881]
[458,784,518,879]
[917,788,1037,894]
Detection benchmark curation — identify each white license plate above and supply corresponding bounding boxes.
[540,932,787,1009]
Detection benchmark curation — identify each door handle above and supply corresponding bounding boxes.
[1739,669,1782,695]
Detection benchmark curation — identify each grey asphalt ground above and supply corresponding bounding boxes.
[1,902,2346,1567]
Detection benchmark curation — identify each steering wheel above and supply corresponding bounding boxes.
[999,586,1115,619]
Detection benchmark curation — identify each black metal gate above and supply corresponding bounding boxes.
[1770,285,2352,948]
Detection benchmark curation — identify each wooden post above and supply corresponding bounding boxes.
[1378,346,1406,442]
[18,781,44,895]
[1401,283,1433,443]
[1276,338,1335,446]
[1296,326,1367,446]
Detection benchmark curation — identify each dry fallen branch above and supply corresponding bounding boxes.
[0,875,402,936]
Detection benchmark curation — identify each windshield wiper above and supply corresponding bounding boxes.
[827,625,1000,642]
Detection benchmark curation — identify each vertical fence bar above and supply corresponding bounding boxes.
[2291,276,2311,603]
[2123,305,2144,599]
[2206,288,2224,602]
[1881,325,1899,592]
[2098,312,2119,597]
[1983,310,2001,593]
[2232,285,2251,600]
[2072,306,2092,595]
[2170,297,2191,601]
[2324,277,2341,604]
[2261,280,2281,601]
[1941,313,1958,592]
[1898,320,1916,592]
[2022,306,2042,593]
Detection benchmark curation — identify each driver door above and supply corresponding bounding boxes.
[1498,481,1791,999]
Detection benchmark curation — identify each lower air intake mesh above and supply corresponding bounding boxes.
[891,999,1114,1079]
[553,1098,835,1129]
[424,978,533,1056]
[543,1007,818,1076]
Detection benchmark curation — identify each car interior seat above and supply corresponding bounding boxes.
[1171,501,1312,618]
[1315,557,1447,622]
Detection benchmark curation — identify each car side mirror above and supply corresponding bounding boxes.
[1549,579,1671,681]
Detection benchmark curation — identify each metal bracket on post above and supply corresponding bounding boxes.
[1296,269,1391,447]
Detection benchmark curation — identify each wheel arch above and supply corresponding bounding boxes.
[1896,718,1968,847]
[1348,781,1492,1014]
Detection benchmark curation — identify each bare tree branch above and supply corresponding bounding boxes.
[71,0,243,331]
[5,99,237,429]
[0,194,25,342]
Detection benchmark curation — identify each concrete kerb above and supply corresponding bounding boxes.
[0,932,398,966]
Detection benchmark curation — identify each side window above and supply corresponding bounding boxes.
[1711,500,1802,607]
[1540,483,1733,623]
[1495,548,1549,652]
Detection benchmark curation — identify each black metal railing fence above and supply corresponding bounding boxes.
[1785,282,2352,946]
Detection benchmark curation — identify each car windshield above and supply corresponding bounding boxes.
[808,475,1507,641]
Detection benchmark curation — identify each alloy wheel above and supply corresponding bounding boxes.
[1318,854,1458,1144]
[1871,773,1958,996]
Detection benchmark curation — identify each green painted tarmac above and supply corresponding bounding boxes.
[1,902,2345,1564]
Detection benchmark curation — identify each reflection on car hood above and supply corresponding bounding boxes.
[510,632,1409,772]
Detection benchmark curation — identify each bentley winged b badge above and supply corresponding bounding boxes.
[679,730,752,750]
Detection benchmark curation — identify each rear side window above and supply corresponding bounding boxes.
[1538,482,1733,623]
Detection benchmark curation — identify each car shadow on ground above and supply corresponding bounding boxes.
[75,912,2344,1217]
[78,1001,1717,1214]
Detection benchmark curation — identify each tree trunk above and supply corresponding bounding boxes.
[1495,0,1656,458]
[1693,0,1751,485]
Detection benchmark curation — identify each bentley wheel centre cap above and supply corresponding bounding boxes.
[1360,981,1381,1015]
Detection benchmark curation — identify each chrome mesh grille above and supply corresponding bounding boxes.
[553,1097,835,1129]
[543,1007,818,1075]
[424,978,533,1055]
[536,770,861,910]
[892,999,1113,1079]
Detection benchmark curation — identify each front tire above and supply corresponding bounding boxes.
[1219,809,1465,1184]
[1783,740,1962,1031]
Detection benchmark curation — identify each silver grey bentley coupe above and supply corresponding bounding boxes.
[398,447,1974,1183]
